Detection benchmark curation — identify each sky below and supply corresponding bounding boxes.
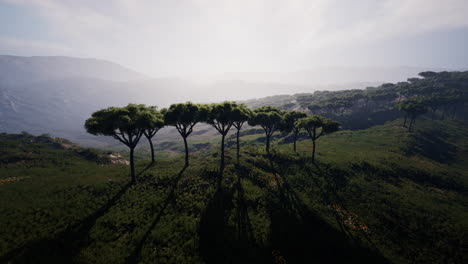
[1,0,468,77]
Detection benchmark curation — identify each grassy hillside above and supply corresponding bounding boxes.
[0,119,467,263]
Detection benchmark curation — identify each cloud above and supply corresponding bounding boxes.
[2,0,468,74]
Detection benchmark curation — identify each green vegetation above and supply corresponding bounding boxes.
[142,106,165,164]
[163,102,209,166]
[1,116,467,263]
[85,104,155,182]
[295,115,340,161]
[248,106,286,155]
[1,71,468,263]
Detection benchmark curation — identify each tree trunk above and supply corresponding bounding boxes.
[183,136,189,166]
[293,132,297,152]
[147,136,155,163]
[408,118,414,132]
[266,135,270,155]
[312,139,316,162]
[236,129,240,164]
[403,115,407,127]
[221,134,225,169]
[130,147,136,182]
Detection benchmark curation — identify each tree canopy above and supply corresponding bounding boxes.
[84,104,153,181]
[164,102,209,166]
[280,110,307,152]
[206,102,238,177]
[296,115,340,161]
[141,106,165,163]
[248,106,285,154]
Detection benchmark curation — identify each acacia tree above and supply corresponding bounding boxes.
[142,106,165,164]
[248,106,284,155]
[296,115,340,162]
[231,104,252,164]
[164,102,208,166]
[85,104,150,182]
[206,102,238,177]
[280,111,307,152]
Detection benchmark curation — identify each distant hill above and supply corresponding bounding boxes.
[0,55,146,85]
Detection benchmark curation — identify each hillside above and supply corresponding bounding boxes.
[1,119,467,264]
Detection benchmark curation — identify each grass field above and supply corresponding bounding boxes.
[0,119,467,263]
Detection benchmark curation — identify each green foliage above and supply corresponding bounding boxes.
[206,101,237,135]
[296,115,340,137]
[85,104,156,181]
[164,102,210,165]
[163,102,209,133]
[248,106,286,154]
[231,103,252,130]
[280,110,307,134]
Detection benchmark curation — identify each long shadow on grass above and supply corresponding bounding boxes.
[198,166,268,264]
[125,165,187,264]
[265,154,388,264]
[1,181,134,263]
[1,164,155,263]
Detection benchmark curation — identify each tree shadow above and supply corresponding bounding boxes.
[2,181,134,263]
[198,184,235,264]
[198,166,268,264]
[125,165,188,264]
[298,158,378,245]
[266,154,388,264]
[1,162,155,263]
[403,129,458,163]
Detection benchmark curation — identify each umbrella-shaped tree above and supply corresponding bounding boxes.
[248,106,285,155]
[296,115,340,162]
[280,111,307,152]
[85,104,151,182]
[231,104,253,164]
[164,102,209,166]
[142,106,165,164]
[206,102,237,178]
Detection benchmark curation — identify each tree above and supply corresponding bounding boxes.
[206,102,238,176]
[231,104,253,164]
[248,106,284,155]
[296,115,340,162]
[398,100,428,132]
[280,111,307,152]
[308,104,321,114]
[422,97,442,120]
[164,102,209,166]
[85,104,151,182]
[142,106,165,163]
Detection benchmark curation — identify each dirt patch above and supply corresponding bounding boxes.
[330,204,370,234]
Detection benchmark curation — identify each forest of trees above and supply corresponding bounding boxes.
[259,71,468,130]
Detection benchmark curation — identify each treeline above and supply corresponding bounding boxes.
[288,71,468,129]
[85,103,339,182]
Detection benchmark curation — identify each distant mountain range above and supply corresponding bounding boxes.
[0,55,460,145]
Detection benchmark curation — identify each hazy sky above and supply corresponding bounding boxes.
[1,0,468,77]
